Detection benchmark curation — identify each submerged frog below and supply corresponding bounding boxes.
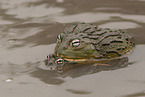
[45,54,75,73]
[45,54,129,73]
[54,23,134,63]
[45,23,134,72]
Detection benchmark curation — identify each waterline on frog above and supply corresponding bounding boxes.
[62,55,130,64]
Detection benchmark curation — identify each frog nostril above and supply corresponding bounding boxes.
[63,47,67,49]
[48,63,53,65]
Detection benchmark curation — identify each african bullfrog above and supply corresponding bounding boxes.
[45,23,134,72]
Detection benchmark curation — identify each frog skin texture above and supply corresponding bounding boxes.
[45,23,135,72]
[54,23,134,63]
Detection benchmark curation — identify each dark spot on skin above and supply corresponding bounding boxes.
[97,29,102,31]
[106,50,122,56]
[117,48,121,50]
[79,34,83,36]
[89,37,99,40]
[95,48,100,51]
[72,24,78,32]
[90,31,95,33]
[82,36,89,38]
[110,40,123,43]
[83,27,91,32]
[102,43,110,46]
[96,31,107,35]
[94,26,97,29]
[126,38,129,41]
[87,33,93,35]
[98,34,120,44]
[122,46,127,50]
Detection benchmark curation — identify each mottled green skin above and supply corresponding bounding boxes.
[55,23,134,62]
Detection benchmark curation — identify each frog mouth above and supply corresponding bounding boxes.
[60,55,90,62]
[60,54,125,63]
[64,58,88,62]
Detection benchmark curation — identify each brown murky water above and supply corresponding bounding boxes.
[0,0,145,97]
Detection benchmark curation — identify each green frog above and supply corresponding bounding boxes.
[45,23,134,72]
[54,23,134,63]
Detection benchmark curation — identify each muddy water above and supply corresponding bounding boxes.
[0,0,145,97]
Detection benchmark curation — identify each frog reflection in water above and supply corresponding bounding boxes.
[45,54,67,73]
[45,23,135,73]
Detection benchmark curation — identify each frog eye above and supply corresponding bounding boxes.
[55,58,64,65]
[57,35,61,43]
[71,39,80,47]
[47,55,50,60]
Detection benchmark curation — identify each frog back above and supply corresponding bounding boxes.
[90,28,134,59]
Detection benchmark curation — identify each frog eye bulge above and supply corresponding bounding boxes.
[57,35,61,43]
[55,58,64,65]
[47,55,50,60]
[71,39,80,47]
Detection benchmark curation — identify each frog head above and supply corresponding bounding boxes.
[54,23,101,62]
[54,23,134,63]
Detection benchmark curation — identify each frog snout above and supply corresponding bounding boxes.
[48,62,53,65]
[57,46,67,55]
[63,46,67,50]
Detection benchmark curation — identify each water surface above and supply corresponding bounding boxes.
[0,0,145,97]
